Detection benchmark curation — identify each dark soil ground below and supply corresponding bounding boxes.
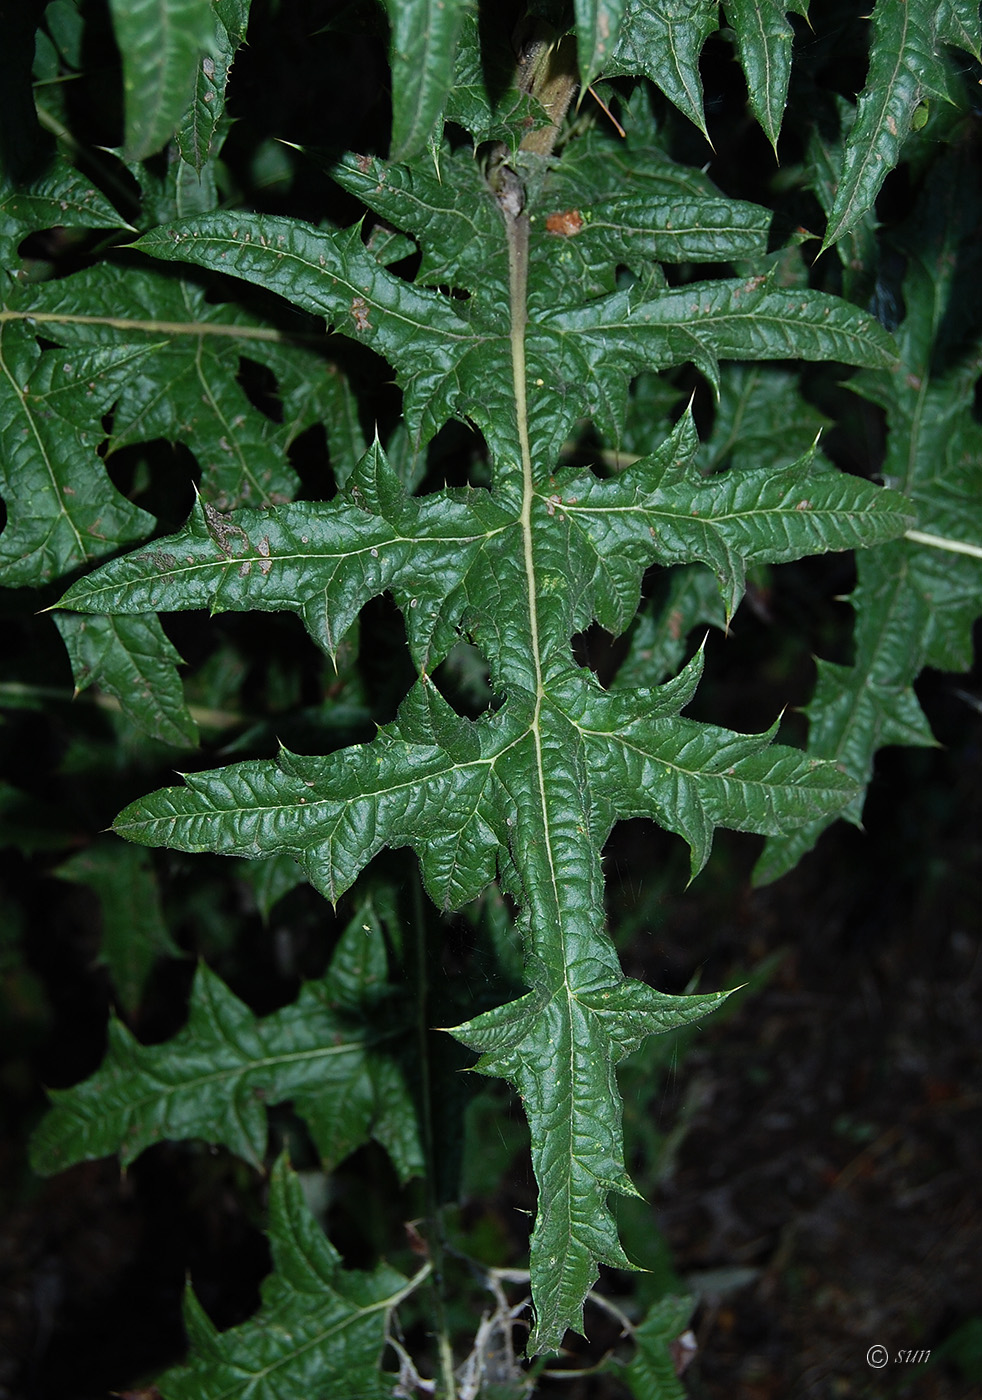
[646,816,982,1400]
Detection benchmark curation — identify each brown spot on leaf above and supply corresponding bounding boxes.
[351,296,371,332]
[545,209,584,237]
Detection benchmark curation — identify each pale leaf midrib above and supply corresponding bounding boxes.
[67,521,512,608]
[0,307,303,343]
[68,1024,402,1122]
[505,174,585,1347]
[199,1262,431,1400]
[0,334,87,562]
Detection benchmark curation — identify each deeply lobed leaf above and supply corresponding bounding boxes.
[820,0,942,252]
[54,612,198,748]
[26,15,920,1355]
[0,326,156,585]
[108,0,219,160]
[31,901,422,1180]
[759,147,982,882]
[158,1157,418,1400]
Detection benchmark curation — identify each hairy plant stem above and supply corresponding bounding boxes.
[503,189,539,698]
[411,870,457,1400]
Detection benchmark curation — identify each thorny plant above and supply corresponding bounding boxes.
[2,0,981,1395]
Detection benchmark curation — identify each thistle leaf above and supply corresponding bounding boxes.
[444,3,542,145]
[108,0,218,160]
[383,0,466,161]
[0,157,127,265]
[175,0,251,171]
[48,92,910,1352]
[758,148,982,883]
[454,984,726,1352]
[820,0,941,252]
[0,326,156,585]
[609,0,720,138]
[157,1157,416,1400]
[54,612,198,748]
[31,900,423,1181]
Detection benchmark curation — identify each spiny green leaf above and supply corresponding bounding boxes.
[330,146,511,303]
[56,416,909,667]
[135,214,478,468]
[0,325,156,586]
[551,411,912,620]
[383,0,466,161]
[0,156,128,266]
[758,148,982,883]
[612,566,726,689]
[576,0,628,87]
[536,191,773,281]
[542,274,895,409]
[102,649,859,888]
[54,611,198,747]
[609,0,720,138]
[53,95,909,1352]
[937,0,982,58]
[56,443,512,670]
[108,0,218,160]
[54,839,180,1015]
[175,0,251,172]
[820,0,941,252]
[18,260,330,509]
[158,1156,417,1400]
[134,213,893,474]
[625,1294,696,1399]
[444,2,542,145]
[723,0,797,153]
[30,901,423,1180]
[539,124,772,297]
[454,984,725,1353]
[558,655,861,877]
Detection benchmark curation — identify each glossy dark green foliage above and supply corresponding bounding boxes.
[1,0,979,1392]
